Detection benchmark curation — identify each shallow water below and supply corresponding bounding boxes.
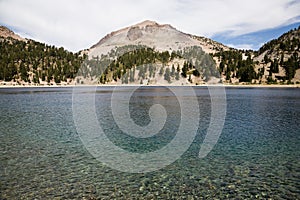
[0,87,299,199]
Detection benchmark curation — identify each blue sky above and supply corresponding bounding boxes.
[0,0,300,52]
[213,22,300,50]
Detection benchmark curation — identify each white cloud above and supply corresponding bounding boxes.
[226,43,254,50]
[0,0,299,51]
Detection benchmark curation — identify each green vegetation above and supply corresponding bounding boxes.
[0,25,299,85]
[257,26,300,82]
[212,26,300,83]
[0,37,85,84]
[282,53,299,81]
[81,45,218,84]
[213,50,257,82]
[81,46,178,84]
[258,26,300,55]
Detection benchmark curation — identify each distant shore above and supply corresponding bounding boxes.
[0,83,299,88]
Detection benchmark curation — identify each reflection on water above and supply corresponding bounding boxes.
[0,87,299,199]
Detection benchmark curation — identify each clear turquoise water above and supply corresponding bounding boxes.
[0,87,299,199]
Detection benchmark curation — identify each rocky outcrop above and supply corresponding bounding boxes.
[0,26,25,41]
[127,26,143,41]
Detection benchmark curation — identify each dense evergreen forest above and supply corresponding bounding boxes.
[212,50,258,83]
[78,45,218,84]
[0,37,85,84]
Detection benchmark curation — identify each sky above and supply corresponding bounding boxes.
[0,0,300,52]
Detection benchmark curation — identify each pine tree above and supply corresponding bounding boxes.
[159,66,164,76]
[171,64,175,77]
[181,62,188,78]
[164,68,171,83]
[175,72,179,80]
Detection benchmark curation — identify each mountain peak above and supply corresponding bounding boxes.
[134,20,159,27]
[0,25,25,41]
[132,20,175,30]
[90,20,230,57]
[91,20,175,48]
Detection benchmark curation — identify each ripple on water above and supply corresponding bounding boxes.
[0,87,299,199]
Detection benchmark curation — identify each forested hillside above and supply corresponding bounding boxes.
[256,26,300,83]
[211,50,257,83]
[77,45,217,85]
[0,29,85,85]
[210,26,300,84]
[0,25,299,86]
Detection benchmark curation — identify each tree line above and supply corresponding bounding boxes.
[0,37,85,84]
[213,50,257,82]
[79,45,219,84]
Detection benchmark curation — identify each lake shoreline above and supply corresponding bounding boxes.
[0,84,299,88]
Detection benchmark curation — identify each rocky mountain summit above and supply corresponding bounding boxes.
[0,26,25,41]
[90,20,230,57]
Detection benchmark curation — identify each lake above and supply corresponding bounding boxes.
[0,87,299,199]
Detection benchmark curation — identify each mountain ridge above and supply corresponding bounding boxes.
[91,21,178,48]
[0,25,25,41]
[0,21,299,86]
[89,20,231,57]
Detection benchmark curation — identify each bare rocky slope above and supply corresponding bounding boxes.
[89,20,230,57]
[0,26,25,41]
